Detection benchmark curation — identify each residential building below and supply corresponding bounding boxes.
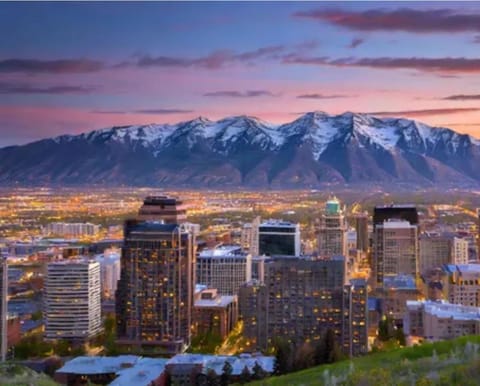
[239,256,367,357]
[404,300,480,341]
[317,197,347,258]
[116,220,195,354]
[43,222,100,238]
[196,245,251,296]
[44,259,102,341]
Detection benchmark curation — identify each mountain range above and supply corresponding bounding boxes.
[1,111,479,187]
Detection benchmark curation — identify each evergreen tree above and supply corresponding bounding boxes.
[239,365,251,385]
[252,361,267,380]
[220,361,233,386]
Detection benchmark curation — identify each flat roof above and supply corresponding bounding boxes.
[110,357,168,386]
[57,355,140,375]
[407,300,480,321]
[199,245,245,258]
[195,295,236,308]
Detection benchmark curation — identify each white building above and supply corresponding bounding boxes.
[95,248,121,299]
[43,222,100,238]
[197,245,252,296]
[45,259,102,341]
[443,264,480,307]
[404,300,480,341]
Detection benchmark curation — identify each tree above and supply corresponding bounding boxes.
[395,327,406,346]
[293,342,315,371]
[251,361,267,380]
[239,365,251,385]
[206,368,219,386]
[271,337,293,374]
[220,361,233,386]
[314,329,342,365]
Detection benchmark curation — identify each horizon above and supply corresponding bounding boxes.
[1,2,480,146]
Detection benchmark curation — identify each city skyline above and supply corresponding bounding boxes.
[2,2,480,146]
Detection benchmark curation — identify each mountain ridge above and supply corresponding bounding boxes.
[0,111,479,187]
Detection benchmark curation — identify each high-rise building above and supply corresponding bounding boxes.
[453,237,469,265]
[44,259,102,341]
[196,245,251,296]
[317,197,347,258]
[374,219,419,286]
[419,233,453,274]
[241,216,261,256]
[257,220,300,256]
[0,254,7,362]
[138,196,187,224]
[94,248,121,300]
[372,205,419,287]
[116,220,195,354]
[239,256,367,356]
[353,212,369,252]
[344,279,368,357]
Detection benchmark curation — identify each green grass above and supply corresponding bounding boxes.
[249,336,480,385]
[0,363,58,386]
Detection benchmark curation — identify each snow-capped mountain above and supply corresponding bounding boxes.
[1,111,479,187]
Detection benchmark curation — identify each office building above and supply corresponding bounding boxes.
[239,256,367,356]
[258,220,300,256]
[116,220,195,354]
[241,216,260,255]
[196,245,251,296]
[44,259,102,341]
[419,233,453,274]
[353,212,369,252]
[373,218,419,287]
[344,279,368,356]
[317,197,347,258]
[138,196,187,224]
[373,205,419,227]
[404,300,480,341]
[193,288,238,340]
[443,264,480,307]
[380,274,420,327]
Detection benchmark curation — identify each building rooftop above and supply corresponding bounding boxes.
[407,300,480,321]
[57,356,140,375]
[195,295,236,308]
[259,219,298,228]
[444,264,480,274]
[198,245,245,258]
[381,219,416,228]
[109,357,168,386]
[383,274,417,290]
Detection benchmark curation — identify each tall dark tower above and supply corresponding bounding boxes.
[138,196,187,224]
[116,220,195,354]
[353,212,369,253]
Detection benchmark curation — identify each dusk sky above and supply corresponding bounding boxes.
[1,1,480,146]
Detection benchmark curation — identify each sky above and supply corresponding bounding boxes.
[1,1,480,146]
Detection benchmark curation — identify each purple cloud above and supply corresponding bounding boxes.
[133,109,194,114]
[0,82,96,94]
[473,35,480,43]
[0,58,104,73]
[203,90,277,98]
[442,94,480,101]
[283,55,480,74]
[369,107,480,117]
[294,8,480,33]
[297,93,353,99]
[348,38,364,49]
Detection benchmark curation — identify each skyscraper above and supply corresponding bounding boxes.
[257,220,300,256]
[116,220,195,354]
[138,196,187,223]
[372,205,419,287]
[374,219,419,286]
[317,197,347,258]
[44,259,102,341]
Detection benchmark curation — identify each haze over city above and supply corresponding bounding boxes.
[1,2,480,146]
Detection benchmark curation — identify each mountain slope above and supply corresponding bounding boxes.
[0,112,479,187]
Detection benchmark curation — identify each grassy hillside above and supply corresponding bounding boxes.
[0,363,58,386]
[250,336,480,386]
